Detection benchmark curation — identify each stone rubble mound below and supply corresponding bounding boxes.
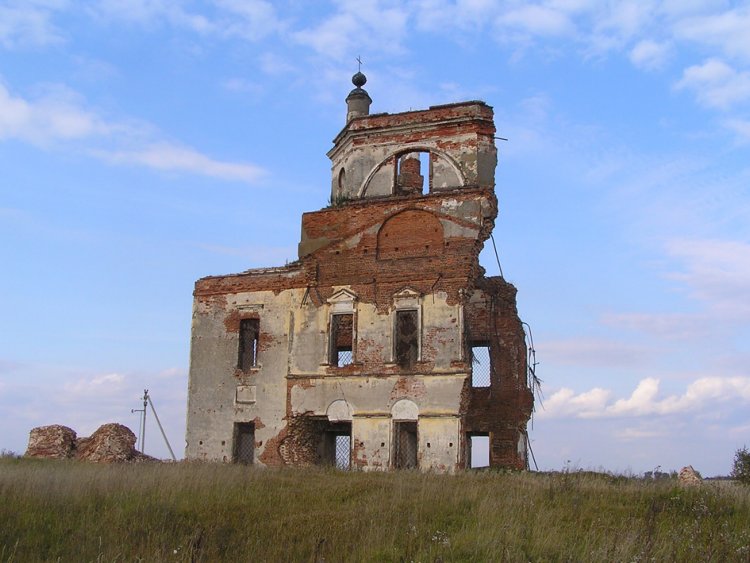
[25,423,158,463]
[25,424,77,459]
[678,465,702,486]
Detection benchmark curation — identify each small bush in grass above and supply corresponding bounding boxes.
[733,446,750,485]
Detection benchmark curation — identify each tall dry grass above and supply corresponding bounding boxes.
[1,456,749,561]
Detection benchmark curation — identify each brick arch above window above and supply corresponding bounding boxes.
[358,146,465,198]
[377,209,444,260]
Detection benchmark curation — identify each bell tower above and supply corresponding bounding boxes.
[328,74,497,202]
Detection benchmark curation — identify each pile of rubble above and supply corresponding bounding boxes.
[678,465,702,486]
[25,423,157,463]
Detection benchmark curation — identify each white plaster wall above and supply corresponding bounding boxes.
[331,133,493,200]
[431,153,461,190]
[421,293,462,369]
[187,283,470,470]
[290,375,466,418]
[186,288,297,464]
[418,417,461,472]
[352,416,390,470]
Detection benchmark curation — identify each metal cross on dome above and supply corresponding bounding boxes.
[356,55,363,72]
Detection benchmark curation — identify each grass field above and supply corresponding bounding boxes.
[1,456,749,562]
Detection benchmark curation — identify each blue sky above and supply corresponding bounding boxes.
[1,0,749,476]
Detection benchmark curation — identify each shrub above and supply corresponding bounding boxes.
[732,446,750,485]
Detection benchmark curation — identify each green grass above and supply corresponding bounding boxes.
[1,457,749,562]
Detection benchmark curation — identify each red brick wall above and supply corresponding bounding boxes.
[463,278,533,469]
[192,179,532,470]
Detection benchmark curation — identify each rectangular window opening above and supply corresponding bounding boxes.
[238,319,259,370]
[334,434,351,470]
[393,421,418,469]
[468,434,490,469]
[395,310,419,369]
[396,152,426,195]
[233,422,255,464]
[330,313,353,367]
[320,422,352,470]
[471,344,491,387]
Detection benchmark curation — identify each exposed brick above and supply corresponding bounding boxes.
[186,95,533,472]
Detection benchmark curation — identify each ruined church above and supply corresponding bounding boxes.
[185,72,534,471]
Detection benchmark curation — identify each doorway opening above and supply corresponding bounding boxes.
[393,421,418,469]
[320,421,352,470]
[233,422,255,464]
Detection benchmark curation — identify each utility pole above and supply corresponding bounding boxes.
[130,389,147,453]
[141,389,148,453]
[147,392,177,461]
[131,389,176,461]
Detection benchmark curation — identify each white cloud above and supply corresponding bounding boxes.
[92,0,172,23]
[599,1,653,39]
[293,0,409,60]
[406,1,750,93]
[86,0,291,39]
[64,372,126,397]
[89,0,213,33]
[584,1,656,54]
[214,0,283,40]
[658,0,722,18]
[540,376,750,420]
[415,0,662,56]
[3,364,187,459]
[607,378,660,416]
[615,426,665,441]
[0,79,267,183]
[0,0,66,49]
[675,7,750,61]
[414,0,499,32]
[676,58,750,109]
[728,421,750,437]
[258,51,297,76]
[657,377,750,414]
[724,118,750,141]
[0,359,23,374]
[601,237,750,342]
[541,386,612,418]
[629,39,670,70]
[683,59,734,83]
[157,367,185,379]
[519,93,551,123]
[496,5,574,38]
[0,82,111,145]
[96,144,267,183]
[546,0,597,14]
[665,238,750,319]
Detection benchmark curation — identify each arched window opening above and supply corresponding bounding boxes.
[396,151,428,195]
